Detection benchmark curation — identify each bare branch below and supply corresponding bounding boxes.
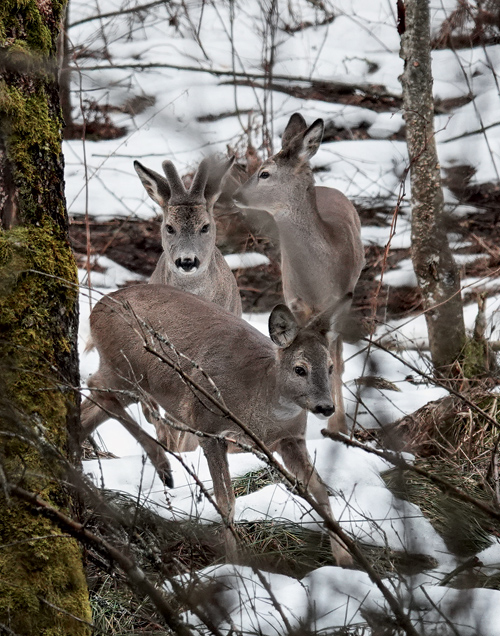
[7,483,195,636]
[322,430,500,523]
[69,0,170,28]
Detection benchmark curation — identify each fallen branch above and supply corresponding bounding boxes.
[322,430,500,523]
[7,484,195,636]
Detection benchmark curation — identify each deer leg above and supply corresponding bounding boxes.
[141,401,182,452]
[81,387,173,488]
[177,430,200,452]
[327,337,348,434]
[277,437,352,567]
[200,437,238,560]
[116,406,174,489]
[80,396,113,440]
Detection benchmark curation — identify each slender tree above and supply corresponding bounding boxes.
[0,1,91,633]
[399,0,466,372]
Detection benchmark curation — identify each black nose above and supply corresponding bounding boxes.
[175,256,200,272]
[313,403,335,418]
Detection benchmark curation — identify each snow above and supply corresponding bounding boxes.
[177,563,500,636]
[67,0,500,631]
[225,252,271,270]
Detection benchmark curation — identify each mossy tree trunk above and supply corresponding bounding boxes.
[399,0,466,373]
[0,1,91,634]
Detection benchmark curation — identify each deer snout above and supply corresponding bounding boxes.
[312,403,335,419]
[232,188,248,208]
[175,256,200,274]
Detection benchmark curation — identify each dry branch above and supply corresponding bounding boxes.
[323,430,500,523]
[69,0,170,27]
[136,320,421,636]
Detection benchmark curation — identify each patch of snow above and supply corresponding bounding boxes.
[224,252,271,269]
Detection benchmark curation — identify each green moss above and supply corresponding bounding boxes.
[0,506,92,634]
[0,81,66,224]
[0,0,67,55]
[0,4,91,631]
[0,178,88,636]
[0,225,90,632]
[461,337,489,378]
[0,224,78,448]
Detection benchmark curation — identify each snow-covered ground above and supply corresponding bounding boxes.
[68,0,500,632]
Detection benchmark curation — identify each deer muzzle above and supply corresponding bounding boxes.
[175,256,200,274]
[312,403,335,419]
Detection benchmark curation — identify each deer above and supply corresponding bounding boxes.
[81,157,242,486]
[233,113,365,434]
[133,156,242,317]
[80,283,353,567]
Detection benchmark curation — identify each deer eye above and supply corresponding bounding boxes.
[294,365,307,377]
[259,171,270,180]
[200,224,210,234]
[328,365,334,375]
[165,224,175,234]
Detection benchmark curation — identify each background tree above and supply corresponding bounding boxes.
[0,1,91,632]
[399,0,467,374]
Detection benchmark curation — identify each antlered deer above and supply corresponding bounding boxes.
[80,284,352,566]
[233,113,364,434]
[81,157,242,484]
[134,156,241,316]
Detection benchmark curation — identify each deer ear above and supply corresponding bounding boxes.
[298,119,324,161]
[134,161,171,207]
[281,113,308,151]
[307,293,353,343]
[269,304,299,347]
[204,156,236,207]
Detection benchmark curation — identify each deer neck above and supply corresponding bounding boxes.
[275,184,326,243]
[273,186,331,313]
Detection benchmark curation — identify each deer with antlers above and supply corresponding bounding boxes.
[81,157,241,485]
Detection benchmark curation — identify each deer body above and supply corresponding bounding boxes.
[149,247,240,314]
[279,187,362,314]
[234,114,364,433]
[81,284,352,567]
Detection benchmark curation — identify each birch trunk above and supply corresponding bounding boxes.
[0,1,91,632]
[400,0,466,372]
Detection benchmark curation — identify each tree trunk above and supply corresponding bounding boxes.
[0,1,91,633]
[399,0,466,373]
[59,3,75,136]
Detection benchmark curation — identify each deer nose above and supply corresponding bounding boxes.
[312,403,335,419]
[175,256,200,273]
[232,189,246,207]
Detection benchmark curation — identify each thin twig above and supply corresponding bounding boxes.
[365,338,500,432]
[439,557,482,587]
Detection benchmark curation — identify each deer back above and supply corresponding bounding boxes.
[135,157,242,316]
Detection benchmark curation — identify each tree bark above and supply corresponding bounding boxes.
[400,0,466,372]
[0,1,91,633]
